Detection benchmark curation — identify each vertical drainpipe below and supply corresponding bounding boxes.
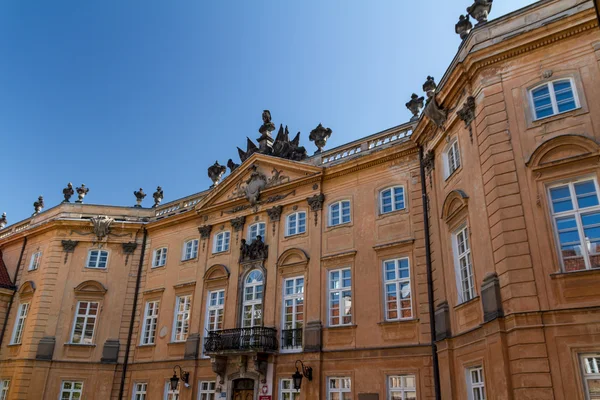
[419,147,442,400]
[0,237,27,349]
[118,228,147,400]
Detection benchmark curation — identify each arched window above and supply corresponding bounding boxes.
[242,270,264,327]
[248,222,266,242]
[529,78,579,120]
[285,212,307,236]
[379,186,405,214]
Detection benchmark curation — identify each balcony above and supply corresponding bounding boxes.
[204,327,278,355]
[280,328,302,351]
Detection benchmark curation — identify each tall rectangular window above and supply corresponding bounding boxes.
[329,268,352,326]
[286,212,307,236]
[60,381,84,400]
[133,383,147,400]
[453,225,475,303]
[70,301,99,344]
[548,177,600,271]
[328,377,351,400]
[182,239,199,261]
[28,251,42,271]
[172,295,191,342]
[153,248,168,268]
[10,302,29,345]
[282,276,304,350]
[580,354,600,399]
[86,250,108,269]
[213,232,231,253]
[530,78,578,120]
[164,382,179,400]
[197,381,216,400]
[329,201,351,226]
[466,366,486,400]
[205,290,225,332]
[280,379,300,400]
[384,258,412,320]
[249,222,266,242]
[140,300,160,345]
[445,139,461,178]
[0,380,9,400]
[388,375,416,400]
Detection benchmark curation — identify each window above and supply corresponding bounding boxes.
[286,212,307,236]
[140,300,160,345]
[153,248,168,268]
[182,239,199,261]
[329,201,351,226]
[86,250,108,269]
[198,381,216,400]
[133,383,147,400]
[444,139,461,178]
[70,301,99,344]
[0,380,9,400]
[280,379,300,400]
[384,258,412,321]
[281,277,304,350]
[10,302,29,344]
[213,232,231,253]
[388,375,416,400]
[380,187,406,214]
[453,225,476,303]
[164,382,179,400]
[242,270,264,328]
[548,177,600,271]
[248,222,266,242]
[530,78,579,120]
[28,251,42,271]
[581,354,600,400]
[329,268,352,326]
[328,377,351,400]
[60,381,83,400]
[206,290,225,332]
[172,295,192,342]
[466,366,486,400]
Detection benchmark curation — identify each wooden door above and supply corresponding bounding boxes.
[233,389,253,400]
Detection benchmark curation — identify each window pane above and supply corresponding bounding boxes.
[575,181,599,208]
[532,85,554,119]
[553,80,576,113]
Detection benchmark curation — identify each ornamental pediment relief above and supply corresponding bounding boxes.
[195,154,322,212]
[527,134,600,170]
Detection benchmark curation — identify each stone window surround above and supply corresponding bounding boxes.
[378,185,407,215]
[284,211,307,237]
[212,231,231,254]
[181,237,200,262]
[151,246,168,268]
[443,137,461,181]
[327,198,353,228]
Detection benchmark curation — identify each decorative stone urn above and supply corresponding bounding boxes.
[75,184,89,203]
[152,186,164,208]
[467,0,493,25]
[208,161,227,188]
[134,188,146,208]
[0,212,6,229]
[309,124,333,153]
[33,196,44,216]
[405,94,425,121]
[455,15,473,40]
[62,182,74,203]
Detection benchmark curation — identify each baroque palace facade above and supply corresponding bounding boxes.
[1,0,600,399]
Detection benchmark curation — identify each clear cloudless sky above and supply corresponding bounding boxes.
[0,0,535,224]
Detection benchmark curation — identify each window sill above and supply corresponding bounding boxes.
[83,267,108,273]
[167,341,186,346]
[378,318,419,326]
[283,232,308,241]
[454,296,480,310]
[7,343,22,347]
[211,250,231,256]
[531,107,582,124]
[377,208,408,221]
[444,166,461,183]
[64,343,96,347]
[279,347,303,354]
[550,268,600,279]
[137,343,157,348]
[324,324,357,331]
[180,257,198,265]
[150,265,166,272]
[325,222,353,233]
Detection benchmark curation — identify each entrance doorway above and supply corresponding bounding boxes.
[232,378,254,400]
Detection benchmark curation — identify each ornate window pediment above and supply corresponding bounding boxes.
[204,264,230,282]
[277,248,309,270]
[18,280,36,297]
[441,190,469,223]
[74,280,107,296]
[526,134,600,171]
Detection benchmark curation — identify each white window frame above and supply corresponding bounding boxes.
[140,300,160,345]
[132,382,147,400]
[285,212,307,237]
[70,301,100,344]
[328,268,352,327]
[213,231,231,254]
[60,381,84,400]
[388,375,417,400]
[379,186,406,214]
[10,302,29,345]
[529,77,580,121]
[444,139,461,178]
[242,270,264,328]
[152,247,168,268]
[182,239,199,261]
[248,222,266,242]
[0,379,9,400]
[466,366,486,400]
[452,224,476,304]
[197,381,216,400]
[329,200,352,226]
[383,257,413,321]
[281,276,304,352]
[28,251,42,271]
[172,295,192,342]
[548,176,600,272]
[581,353,600,400]
[327,377,351,400]
[205,290,225,333]
[86,249,109,269]
[280,378,300,400]
[164,381,179,400]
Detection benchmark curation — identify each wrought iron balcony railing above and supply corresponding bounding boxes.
[204,327,278,354]
[280,328,303,350]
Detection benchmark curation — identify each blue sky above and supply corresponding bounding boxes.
[0,0,534,224]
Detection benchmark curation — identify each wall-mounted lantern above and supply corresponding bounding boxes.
[292,360,313,391]
[170,365,190,391]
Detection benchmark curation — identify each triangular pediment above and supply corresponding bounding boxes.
[195,153,322,212]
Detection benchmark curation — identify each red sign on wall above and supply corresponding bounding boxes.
[259,396,272,400]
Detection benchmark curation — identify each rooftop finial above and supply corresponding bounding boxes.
[208,161,227,188]
[75,184,89,203]
[0,212,7,229]
[467,0,493,25]
[423,76,437,99]
[309,124,333,154]
[152,186,164,208]
[134,188,146,208]
[455,15,473,40]
[62,182,74,203]
[33,196,44,216]
[406,94,425,121]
